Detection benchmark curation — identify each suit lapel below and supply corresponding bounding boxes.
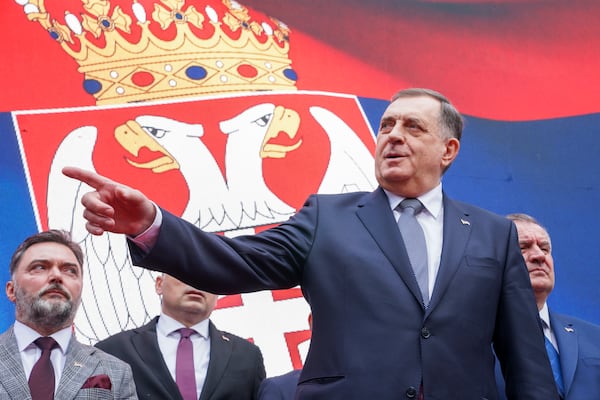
[551,313,578,396]
[132,318,183,399]
[199,322,232,400]
[426,195,471,316]
[356,188,425,308]
[0,327,32,399]
[56,337,100,400]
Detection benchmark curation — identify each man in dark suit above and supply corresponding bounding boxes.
[495,213,600,400]
[0,229,136,399]
[63,87,559,399]
[258,369,301,400]
[96,273,265,400]
[258,313,310,400]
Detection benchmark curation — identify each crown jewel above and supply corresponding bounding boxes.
[19,0,297,104]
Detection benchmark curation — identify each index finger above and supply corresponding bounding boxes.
[62,166,115,189]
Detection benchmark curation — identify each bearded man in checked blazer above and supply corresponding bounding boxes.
[0,229,137,399]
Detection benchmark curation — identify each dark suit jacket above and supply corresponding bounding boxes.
[129,188,558,400]
[95,317,265,400]
[258,369,301,400]
[0,325,137,399]
[496,311,600,400]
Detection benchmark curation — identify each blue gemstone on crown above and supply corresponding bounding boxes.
[283,68,297,81]
[83,79,102,95]
[186,66,208,80]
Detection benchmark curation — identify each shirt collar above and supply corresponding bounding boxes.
[157,312,210,339]
[539,303,551,330]
[384,183,443,219]
[14,320,72,354]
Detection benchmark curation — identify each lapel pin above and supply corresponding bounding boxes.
[460,218,470,226]
[222,335,230,342]
[565,326,574,333]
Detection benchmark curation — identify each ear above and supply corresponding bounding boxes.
[441,137,460,168]
[155,274,164,296]
[6,281,16,303]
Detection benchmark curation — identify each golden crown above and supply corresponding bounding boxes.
[19,0,297,104]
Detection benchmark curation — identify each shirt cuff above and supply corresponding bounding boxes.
[128,202,162,252]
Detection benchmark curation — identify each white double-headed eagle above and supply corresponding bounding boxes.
[46,99,377,349]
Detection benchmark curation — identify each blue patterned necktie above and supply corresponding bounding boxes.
[544,335,565,398]
[176,328,197,400]
[29,336,58,400]
[397,198,429,305]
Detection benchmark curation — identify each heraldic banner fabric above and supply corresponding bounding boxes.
[0,0,599,375]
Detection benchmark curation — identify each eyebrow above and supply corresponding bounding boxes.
[27,259,81,269]
[518,238,551,247]
[381,113,427,124]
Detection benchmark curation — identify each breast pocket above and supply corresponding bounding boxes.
[464,256,501,279]
[583,357,600,367]
[297,375,347,400]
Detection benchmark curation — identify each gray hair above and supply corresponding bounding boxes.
[391,88,463,141]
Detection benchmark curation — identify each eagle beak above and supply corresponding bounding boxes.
[115,120,180,173]
[260,105,303,159]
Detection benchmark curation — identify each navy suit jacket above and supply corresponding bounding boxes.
[95,317,265,400]
[129,188,558,400]
[258,369,301,400]
[496,311,600,399]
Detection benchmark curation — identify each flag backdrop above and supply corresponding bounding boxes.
[1,0,599,376]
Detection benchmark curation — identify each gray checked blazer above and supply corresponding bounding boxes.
[0,325,137,399]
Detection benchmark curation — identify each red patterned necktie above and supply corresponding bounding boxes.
[28,336,58,400]
[176,328,197,400]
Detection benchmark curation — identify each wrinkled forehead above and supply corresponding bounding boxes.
[18,242,82,271]
[383,95,442,120]
[515,221,551,246]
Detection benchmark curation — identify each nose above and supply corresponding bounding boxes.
[47,265,63,282]
[527,246,546,264]
[388,122,406,142]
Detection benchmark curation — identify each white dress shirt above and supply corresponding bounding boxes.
[14,321,72,393]
[156,313,211,399]
[385,183,444,300]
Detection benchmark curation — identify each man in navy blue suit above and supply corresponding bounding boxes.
[258,369,301,400]
[63,88,559,399]
[258,314,311,400]
[495,213,600,400]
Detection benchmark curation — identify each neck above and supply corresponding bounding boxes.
[535,295,548,312]
[18,319,70,337]
[163,311,208,328]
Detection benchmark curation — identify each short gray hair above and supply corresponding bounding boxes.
[391,88,463,141]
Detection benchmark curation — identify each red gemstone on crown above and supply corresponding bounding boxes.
[131,71,155,87]
[237,64,258,78]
